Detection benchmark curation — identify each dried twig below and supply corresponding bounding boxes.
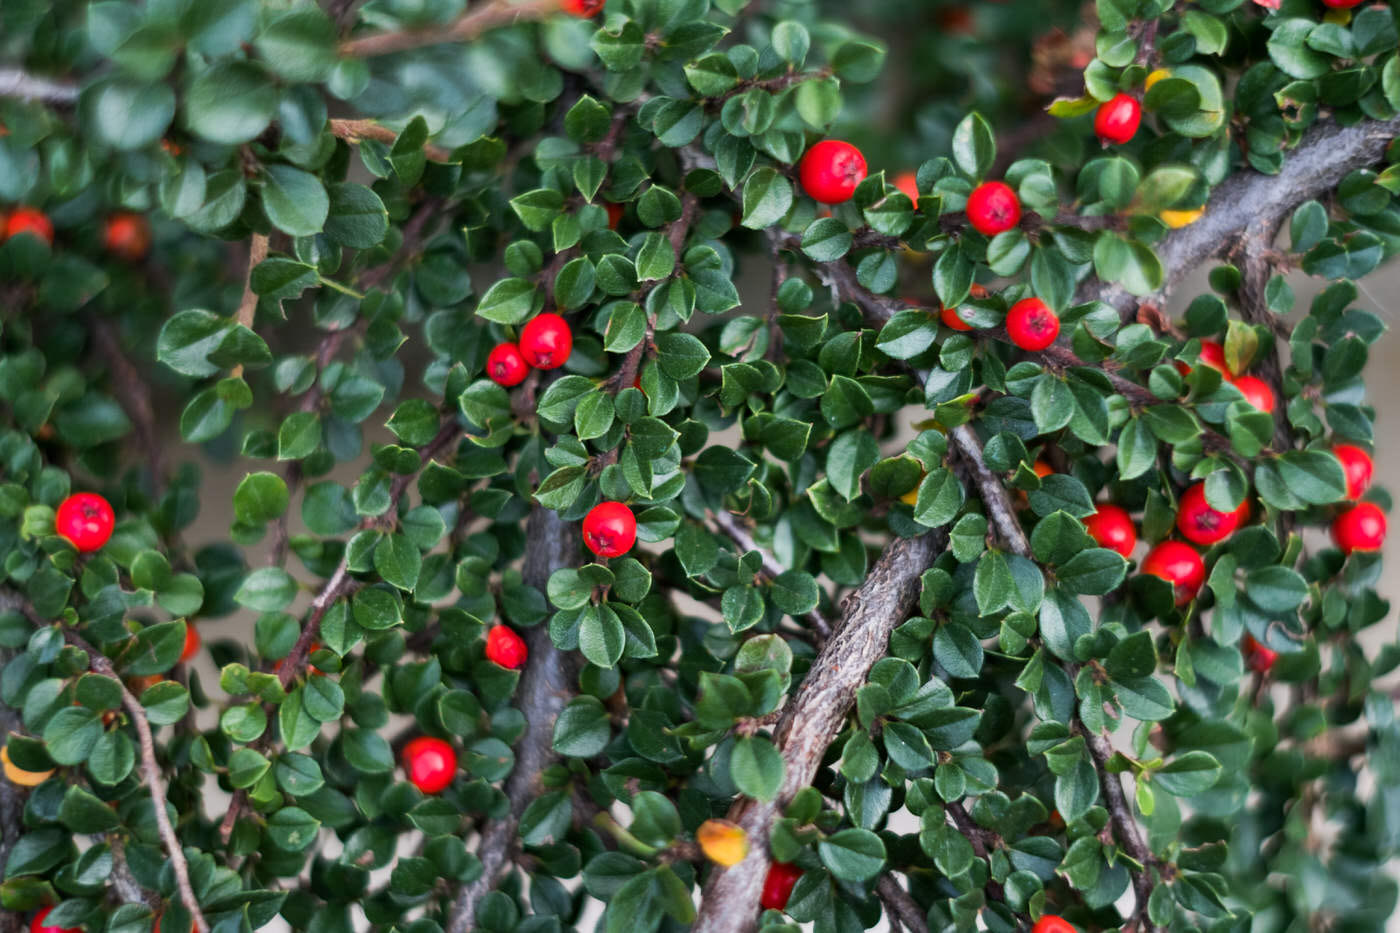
[339,0,565,57]
[230,234,269,381]
[708,509,833,640]
[328,118,453,162]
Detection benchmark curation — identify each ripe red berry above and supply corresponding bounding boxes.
[1175,339,1228,378]
[55,492,115,553]
[31,907,78,933]
[4,207,54,246]
[1032,916,1077,933]
[582,501,637,558]
[1006,298,1060,351]
[402,736,457,794]
[485,625,528,670]
[1083,503,1137,558]
[1232,375,1275,413]
[966,181,1021,236]
[561,0,605,15]
[1242,634,1278,674]
[893,171,919,202]
[103,213,151,261]
[1321,0,1364,6]
[180,625,201,663]
[798,140,868,205]
[1332,502,1387,555]
[1033,460,1053,478]
[1140,540,1205,606]
[940,305,973,331]
[487,343,530,387]
[604,201,624,230]
[1094,93,1142,145]
[1333,444,1373,500]
[760,862,803,912]
[519,313,573,370]
[1175,483,1242,546]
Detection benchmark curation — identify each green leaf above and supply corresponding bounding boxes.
[184,62,277,144]
[730,735,785,800]
[1153,751,1223,796]
[741,167,793,229]
[951,112,995,178]
[818,828,886,881]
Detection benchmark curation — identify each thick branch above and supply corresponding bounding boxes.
[0,68,78,104]
[339,0,565,57]
[708,509,833,640]
[447,505,578,933]
[875,875,928,933]
[693,532,946,933]
[949,425,1031,558]
[61,632,209,933]
[1083,115,1400,313]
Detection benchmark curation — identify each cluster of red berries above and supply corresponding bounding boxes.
[1,206,151,261]
[487,313,574,387]
[1175,338,1275,413]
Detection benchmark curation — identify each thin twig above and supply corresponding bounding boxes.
[875,876,928,933]
[329,119,453,162]
[61,630,210,933]
[1080,723,1161,931]
[708,509,833,640]
[339,0,566,57]
[230,234,269,381]
[90,318,166,496]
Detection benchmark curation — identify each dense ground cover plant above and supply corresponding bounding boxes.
[2,0,1400,931]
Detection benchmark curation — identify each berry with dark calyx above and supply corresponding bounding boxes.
[1140,540,1205,606]
[1333,444,1374,500]
[940,304,973,331]
[402,736,457,794]
[1006,298,1060,351]
[485,625,528,669]
[798,140,868,205]
[55,492,115,553]
[487,343,530,387]
[180,625,200,663]
[1094,93,1141,145]
[1176,482,1242,546]
[1032,916,1077,933]
[519,313,573,370]
[1083,503,1137,557]
[760,862,803,912]
[582,501,637,558]
[4,207,54,246]
[561,0,605,16]
[103,212,151,261]
[966,181,1021,235]
[1233,375,1275,413]
[1332,502,1387,555]
[31,908,79,933]
[1242,634,1278,674]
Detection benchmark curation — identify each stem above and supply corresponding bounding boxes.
[328,118,452,162]
[317,276,366,300]
[875,876,929,933]
[339,0,566,58]
[708,509,833,641]
[0,68,78,104]
[229,234,269,381]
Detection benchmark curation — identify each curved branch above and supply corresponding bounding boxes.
[339,0,565,58]
[447,505,578,933]
[328,119,453,162]
[693,531,946,933]
[1083,115,1400,313]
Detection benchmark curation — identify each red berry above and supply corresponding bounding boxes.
[1032,917,1077,933]
[487,343,530,387]
[1083,503,1137,558]
[798,140,868,205]
[103,213,151,261]
[1033,461,1053,478]
[402,736,457,794]
[1175,483,1242,546]
[1094,93,1141,145]
[1232,375,1275,413]
[940,304,973,331]
[893,171,919,202]
[966,181,1021,235]
[582,501,637,558]
[485,624,528,670]
[1242,634,1278,674]
[1140,540,1205,606]
[604,201,624,230]
[1333,444,1373,500]
[1175,339,1228,378]
[760,862,803,912]
[519,313,573,370]
[4,207,54,246]
[55,492,115,553]
[1321,0,1364,6]
[1332,502,1387,555]
[1006,298,1060,351]
[180,625,200,663]
[31,907,78,933]
[561,0,605,15]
